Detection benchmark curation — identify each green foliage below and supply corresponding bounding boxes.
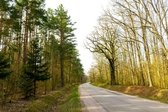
[55,4,75,38]
[0,51,11,79]
[27,38,50,81]
[0,0,84,106]
[47,4,80,87]
[0,0,10,11]
[15,0,46,30]
[55,4,76,57]
[20,38,50,98]
[20,73,34,98]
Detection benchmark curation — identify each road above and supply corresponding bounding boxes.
[79,83,168,112]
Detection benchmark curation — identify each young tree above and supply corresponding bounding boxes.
[20,38,50,98]
[0,51,11,79]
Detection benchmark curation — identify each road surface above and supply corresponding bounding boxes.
[79,83,168,112]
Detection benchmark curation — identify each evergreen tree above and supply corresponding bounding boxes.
[15,0,46,64]
[0,51,11,79]
[55,4,75,87]
[20,38,50,98]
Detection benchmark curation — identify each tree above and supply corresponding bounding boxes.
[0,51,11,79]
[88,0,168,88]
[87,18,119,85]
[20,38,50,98]
[0,0,84,102]
[15,0,46,64]
[55,4,75,87]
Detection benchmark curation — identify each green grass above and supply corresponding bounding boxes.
[24,90,62,112]
[57,86,81,112]
[23,85,81,112]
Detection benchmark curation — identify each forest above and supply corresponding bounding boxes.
[0,0,85,109]
[2,0,168,111]
[88,0,168,88]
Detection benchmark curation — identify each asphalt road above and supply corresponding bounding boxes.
[79,83,168,112]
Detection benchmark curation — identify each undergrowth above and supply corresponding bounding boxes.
[56,86,81,112]
[24,85,81,112]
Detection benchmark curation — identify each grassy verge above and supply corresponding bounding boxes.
[56,86,81,112]
[93,83,168,103]
[24,85,81,112]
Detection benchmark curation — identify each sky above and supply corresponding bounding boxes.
[45,0,111,74]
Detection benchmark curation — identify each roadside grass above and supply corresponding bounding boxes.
[56,86,81,112]
[93,83,168,103]
[24,85,81,112]
[24,88,64,112]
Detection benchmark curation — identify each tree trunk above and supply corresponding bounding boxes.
[60,53,64,87]
[33,80,36,97]
[60,31,64,87]
[23,7,29,65]
[109,59,116,85]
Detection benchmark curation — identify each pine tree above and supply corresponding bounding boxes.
[20,38,50,98]
[0,51,11,79]
[55,4,75,87]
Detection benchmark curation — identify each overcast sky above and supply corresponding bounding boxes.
[45,0,110,74]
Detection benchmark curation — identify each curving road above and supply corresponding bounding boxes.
[79,83,168,112]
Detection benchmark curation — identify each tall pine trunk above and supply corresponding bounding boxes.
[23,7,29,65]
[60,31,64,87]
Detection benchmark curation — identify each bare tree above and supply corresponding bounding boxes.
[86,17,120,85]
